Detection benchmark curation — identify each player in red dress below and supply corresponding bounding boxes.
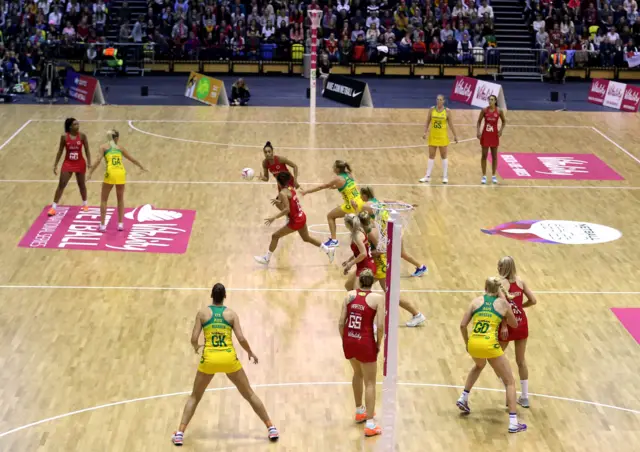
[342,213,377,291]
[254,172,333,265]
[498,256,537,409]
[476,95,506,185]
[48,118,92,216]
[260,141,299,192]
[338,269,384,437]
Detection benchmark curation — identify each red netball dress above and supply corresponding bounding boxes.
[480,107,500,148]
[285,187,306,231]
[350,234,377,276]
[505,280,528,341]
[265,156,295,189]
[60,133,87,173]
[342,290,378,363]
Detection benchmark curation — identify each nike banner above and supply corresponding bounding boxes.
[322,74,373,108]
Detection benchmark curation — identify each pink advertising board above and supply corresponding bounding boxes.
[497,153,623,181]
[19,204,196,254]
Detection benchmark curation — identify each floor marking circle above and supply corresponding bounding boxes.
[0,381,637,439]
[308,224,351,236]
[127,120,476,151]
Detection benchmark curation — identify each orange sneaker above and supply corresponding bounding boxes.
[355,410,376,423]
[47,207,56,217]
[81,205,89,212]
[364,424,382,437]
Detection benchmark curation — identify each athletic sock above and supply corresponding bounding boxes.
[82,200,87,206]
[520,380,528,398]
[426,158,435,177]
[266,251,273,259]
[118,222,124,229]
[365,419,376,429]
[52,202,57,209]
[356,405,365,414]
[461,389,470,402]
[442,159,449,178]
[509,412,518,427]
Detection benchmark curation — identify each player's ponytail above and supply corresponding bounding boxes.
[344,213,363,241]
[485,276,513,301]
[334,160,352,174]
[358,211,371,230]
[211,283,226,304]
[106,129,119,148]
[485,276,502,296]
[360,186,375,200]
[64,118,76,133]
[358,269,375,289]
[498,256,516,281]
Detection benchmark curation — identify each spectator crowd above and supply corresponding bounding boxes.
[138,0,500,62]
[1,0,114,86]
[528,0,640,67]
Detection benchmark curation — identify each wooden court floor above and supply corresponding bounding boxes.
[0,105,639,451]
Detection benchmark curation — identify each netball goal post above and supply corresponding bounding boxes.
[307,8,322,124]
[371,202,415,451]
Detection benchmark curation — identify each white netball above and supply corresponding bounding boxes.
[241,168,255,180]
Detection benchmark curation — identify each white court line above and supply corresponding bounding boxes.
[0,284,638,295]
[127,120,477,150]
[29,118,593,127]
[0,120,31,151]
[0,380,637,439]
[0,178,637,190]
[591,127,640,166]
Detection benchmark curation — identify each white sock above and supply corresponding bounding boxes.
[82,200,87,206]
[509,412,518,426]
[356,405,365,414]
[52,202,57,209]
[266,251,273,259]
[442,159,449,178]
[460,389,470,402]
[365,419,376,429]
[426,158,435,177]
[520,380,528,398]
[118,222,124,229]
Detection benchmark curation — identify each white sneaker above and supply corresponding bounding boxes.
[254,255,270,265]
[321,244,335,263]
[442,177,448,184]
[406,312,426,327]
[419,176,431,183]
[481,176,487,184]
[492,176,498,184]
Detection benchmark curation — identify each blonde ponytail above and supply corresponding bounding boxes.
[106,129,119,148]
[344,213,364,242]
[485,276,513,300]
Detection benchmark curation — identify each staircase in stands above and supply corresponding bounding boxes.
[104,0,149,75]
[491,0,542,80]
[105,0,148,41]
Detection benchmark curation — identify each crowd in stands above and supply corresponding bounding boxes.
[1,0,113,86]
[528,0,640,67]
[2,0,639,86]
[138,0,500,63]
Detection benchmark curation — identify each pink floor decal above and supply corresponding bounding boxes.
[497,153,623,180]
[19,204,196,254]
[611,308,640,344]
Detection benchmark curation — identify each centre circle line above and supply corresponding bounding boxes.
[127,120,476,151]
[308,223,351,236]
[0,381,637,439]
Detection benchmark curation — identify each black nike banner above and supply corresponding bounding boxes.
[322,74,373,108]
